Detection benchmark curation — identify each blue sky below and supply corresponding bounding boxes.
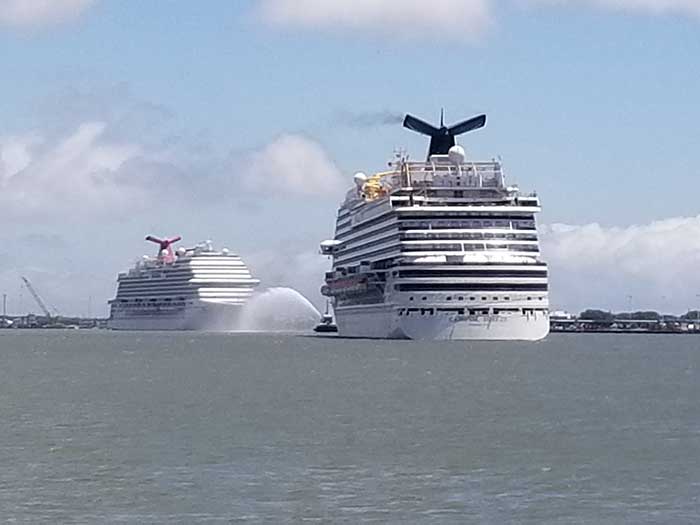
[1,0,700,315]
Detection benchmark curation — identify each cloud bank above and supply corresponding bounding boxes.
[256,0,700,42]
[257,0,492,41]
[0,122,345,220]
[541,217,700,314]
[529,0,700,17]
[0,123,152,217]
[0,0,95,28]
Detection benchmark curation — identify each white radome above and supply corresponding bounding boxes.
[353,172,368,187]
[448,145,466,165]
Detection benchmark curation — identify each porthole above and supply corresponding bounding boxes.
[447,296,452,301]
[422,296,427,301]
[458,296,464,301]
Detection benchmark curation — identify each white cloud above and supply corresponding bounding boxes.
[0,122,159,217]
[527,0,700,16]
[257,0,492,41]
[256,0,700,42]
[1,115,346,221]
[528,0,700,17]
[0,0,95,28]
[239,134,345,196]
[541,217,700,314]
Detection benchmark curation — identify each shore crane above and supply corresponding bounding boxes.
[20,276,56,319]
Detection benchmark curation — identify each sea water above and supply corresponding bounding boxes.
[0,331,698,523]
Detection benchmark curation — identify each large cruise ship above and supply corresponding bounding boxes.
[320,112,549,340]
[108,236,259,330]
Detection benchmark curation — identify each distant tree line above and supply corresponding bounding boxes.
[578,309,700,321]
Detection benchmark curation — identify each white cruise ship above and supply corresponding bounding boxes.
[108,236,259,331]
[320,112,549,340]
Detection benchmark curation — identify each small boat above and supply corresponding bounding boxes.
[314,302,338,333]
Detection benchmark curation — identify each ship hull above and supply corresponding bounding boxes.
[335,305,549,341]
[107,301,243,331]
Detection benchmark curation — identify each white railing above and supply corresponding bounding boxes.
[403,160,504,189]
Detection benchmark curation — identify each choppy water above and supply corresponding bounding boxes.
[0,331,698,523]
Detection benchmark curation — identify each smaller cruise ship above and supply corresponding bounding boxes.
[108,236,259,331]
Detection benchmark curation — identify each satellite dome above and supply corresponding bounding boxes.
[353,172,368,186]
[176,247,186,256]
[448,145,466,165]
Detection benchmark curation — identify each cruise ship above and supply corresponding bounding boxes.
[108,236,259,330]
[320,112,549,340]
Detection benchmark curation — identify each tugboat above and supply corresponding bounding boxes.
[314,301,338,333]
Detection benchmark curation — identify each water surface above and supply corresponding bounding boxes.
[0,331,698,523]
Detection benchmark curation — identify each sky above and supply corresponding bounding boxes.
[1,0,699,316]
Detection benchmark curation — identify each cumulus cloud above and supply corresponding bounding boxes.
[256,0,492,41]
[528,0,700,17]
[0,123,152,217]
[1,117,348,219]
[541,217,700,314]
[239,134,345,196]
[0,0,95,28]
[256,0,700,42]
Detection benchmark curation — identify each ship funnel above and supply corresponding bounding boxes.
[145,235,182,263]
[403,111,486,159]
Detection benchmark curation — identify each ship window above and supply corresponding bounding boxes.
[469,297,475,301]
[446,296,452,301]
[504,296,510,301]
[422,296,427,301]
[527,297,532,301]
[481,296,487,301]
[409,296,414,301]
[493,296,498,301]
[458,296,464,301]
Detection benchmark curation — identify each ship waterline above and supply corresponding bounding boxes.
[321,113,549,341]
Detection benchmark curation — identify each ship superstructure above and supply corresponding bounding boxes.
[320,113,549,340]
[108,236,259,330]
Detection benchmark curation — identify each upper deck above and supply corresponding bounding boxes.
[117,241,247,280]
[341,154,538,215]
